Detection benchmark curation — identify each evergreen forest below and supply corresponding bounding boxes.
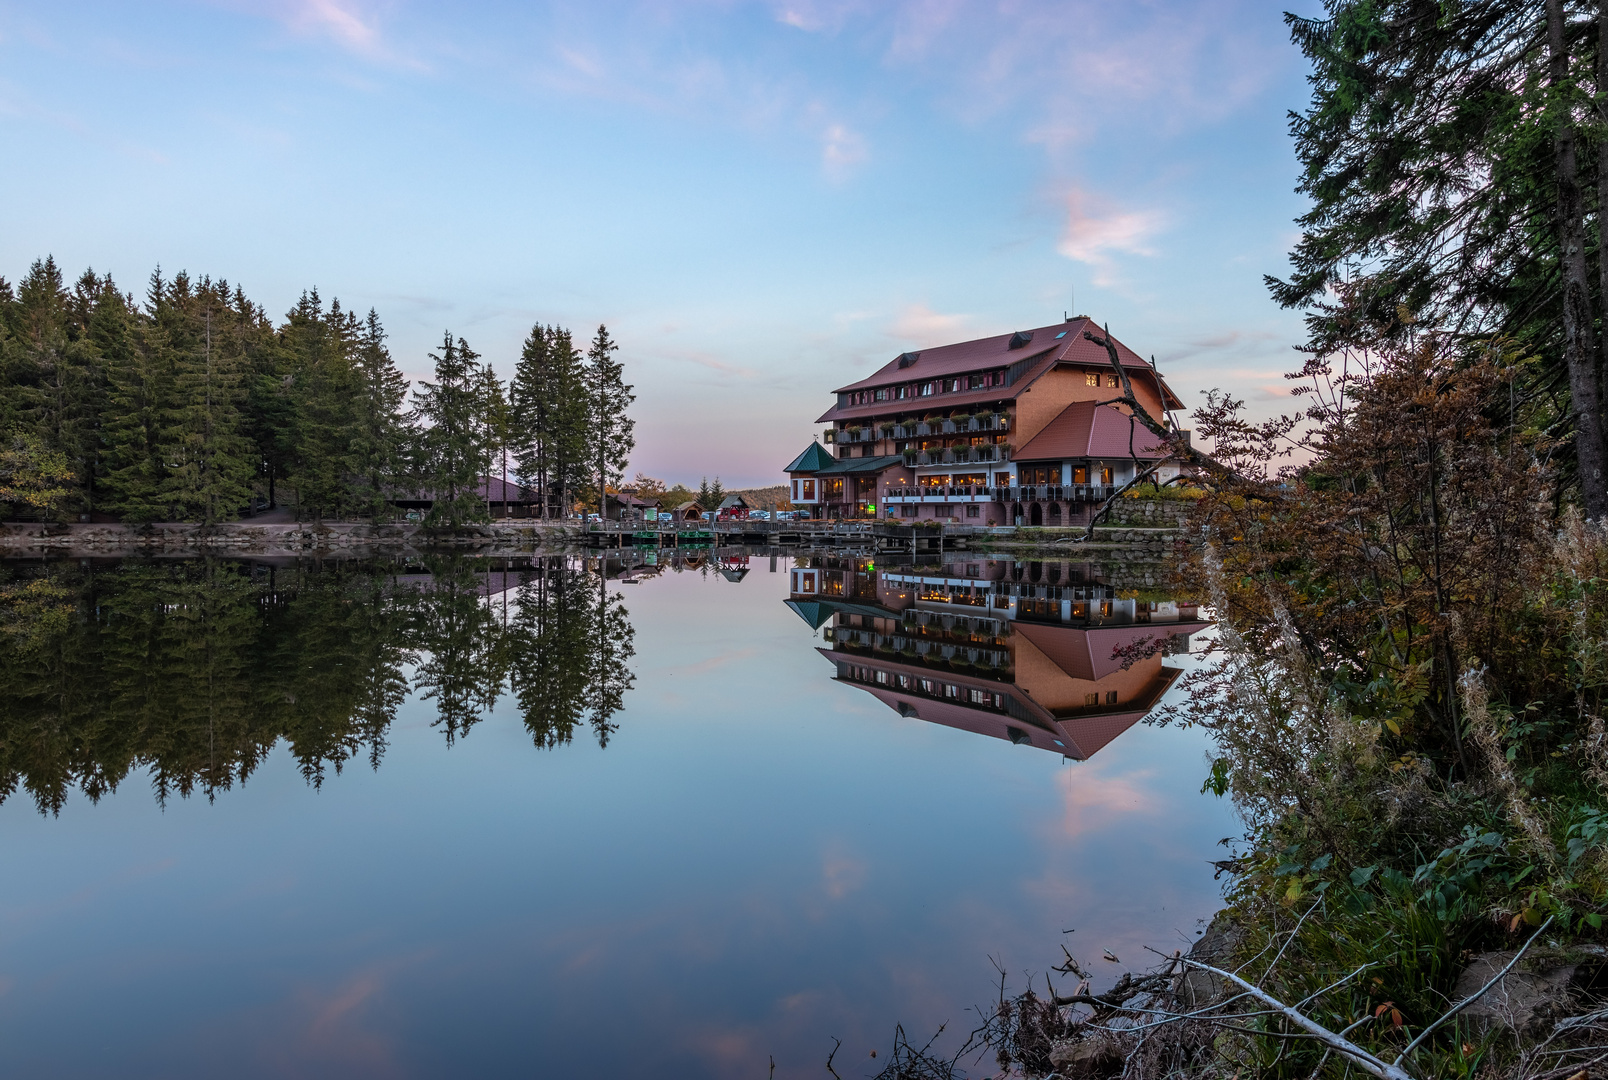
[0,258,634,527]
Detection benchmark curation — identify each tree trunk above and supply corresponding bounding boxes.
[1551,0,1608,518]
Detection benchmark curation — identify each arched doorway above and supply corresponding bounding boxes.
[1029,503,1043,526]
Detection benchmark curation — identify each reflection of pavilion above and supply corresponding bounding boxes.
[786,557,1208,758]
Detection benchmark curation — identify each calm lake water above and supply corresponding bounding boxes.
[0,550,1233,1079]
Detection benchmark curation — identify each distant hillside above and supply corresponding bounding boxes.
[731,485,789,510]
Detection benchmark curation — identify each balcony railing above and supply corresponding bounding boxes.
[901,416,1010,438]
[901,446,1010,467]
[882,484,1119,503]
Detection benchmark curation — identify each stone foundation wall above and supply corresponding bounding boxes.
[1103,496,1197,528]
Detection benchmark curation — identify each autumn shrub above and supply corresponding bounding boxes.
[1128,332,1608,1073]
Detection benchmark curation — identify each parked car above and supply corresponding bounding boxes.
[749,510,770,521]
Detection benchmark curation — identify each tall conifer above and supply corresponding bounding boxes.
[410,332,491,527]
[350,309,410,520]
[585,325,634,521]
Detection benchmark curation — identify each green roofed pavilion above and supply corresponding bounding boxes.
[784,442,835,473]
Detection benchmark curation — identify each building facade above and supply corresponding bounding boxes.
[783,317,1185,523]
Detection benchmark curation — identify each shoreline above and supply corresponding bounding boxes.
[0,520,1186,558]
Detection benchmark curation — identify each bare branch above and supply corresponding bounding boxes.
[1392,914,1555,1068]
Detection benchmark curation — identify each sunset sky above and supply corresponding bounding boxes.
[2,0,1323,487]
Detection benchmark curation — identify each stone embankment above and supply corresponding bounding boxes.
[976,499,1197,554]
[0,520,584,556]
[1102,496,1198,530]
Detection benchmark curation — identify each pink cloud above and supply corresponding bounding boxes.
[1057,186,1165,286]
[821,122,869,180]
[233,0,426,69]
[888,302,973,344]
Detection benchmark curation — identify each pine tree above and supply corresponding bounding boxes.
[510,324,588,519]
[585,325,634,522]
[349,309,410,521]
[155,273,254,524]
[101,269,177,522]
[1270,0,1608,514]
[410,331,491,527]
[476,364,511,518]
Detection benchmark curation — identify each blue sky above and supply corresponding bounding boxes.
[1,0,1321,487]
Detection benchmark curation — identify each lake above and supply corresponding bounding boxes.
[0,550,1233,1079]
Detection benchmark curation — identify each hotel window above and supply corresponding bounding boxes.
[947,378,962,392]
[1071,466,1088,484]
[966,504,980,518]
[1085,371,1099,386]
[995,472,1011,487]
[900,504,916,518]
[875,388,887,401]
[802,479,816,499]
[792,480,800,499]
[1106,691,1118,704]
[898,385,909,399]
[968,374,986,389]
[1085,692,1099,706]
[920,383,934,396]
[1099,466,1113,485]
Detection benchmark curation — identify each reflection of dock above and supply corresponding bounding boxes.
[787,556,1209,759]
[585,519,984,553]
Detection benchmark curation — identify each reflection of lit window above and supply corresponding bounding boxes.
[1106,691,1118,704]
[801,576,816,593]
[876,671,889,685]
[1085,692,1099,705]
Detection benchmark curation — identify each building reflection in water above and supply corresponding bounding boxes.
[786,555,1209,758]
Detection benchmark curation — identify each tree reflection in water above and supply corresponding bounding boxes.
[0,555,635,814]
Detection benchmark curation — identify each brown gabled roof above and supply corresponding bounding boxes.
[1013,621,1213,682]
[816,319,1181,424]
[1012,401,1172,462]
[836,318,1155,392]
